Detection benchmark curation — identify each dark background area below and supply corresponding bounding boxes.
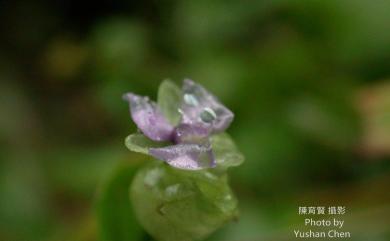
[1,0,390,240]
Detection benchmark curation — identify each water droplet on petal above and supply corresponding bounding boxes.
[200,107,217,123]
[184,93,199,106]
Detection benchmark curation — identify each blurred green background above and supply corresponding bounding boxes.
[1,0,390,240]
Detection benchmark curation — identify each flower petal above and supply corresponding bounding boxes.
[180,79,234,133]
[210,132,244,169]
[125,133,169,154]
[172,123,210,144]
[123,93,174,141]
[157,80,182,125]
[149,143,215,170]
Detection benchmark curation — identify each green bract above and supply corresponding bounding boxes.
[131,161,238,241]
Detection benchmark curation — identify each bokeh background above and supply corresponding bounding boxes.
[1,0,390,240]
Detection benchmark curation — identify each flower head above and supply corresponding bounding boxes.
[123,79,242,170]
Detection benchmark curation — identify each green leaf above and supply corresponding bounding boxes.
[125,133,168,154]
[211,132,245,169]
[131,161,238,241]
[96,162,144,241]
[158,80,182,125]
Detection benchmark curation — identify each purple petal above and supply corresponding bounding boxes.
[149,143,215,170]
[180,79,234,133]
[123,93,174,141]
[172,123,210,144]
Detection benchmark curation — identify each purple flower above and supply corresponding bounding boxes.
[123,79,235,170]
